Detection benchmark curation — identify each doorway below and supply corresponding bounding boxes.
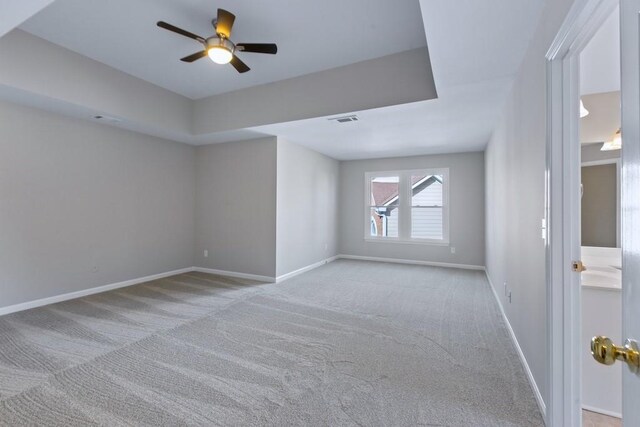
[578,8,622,424]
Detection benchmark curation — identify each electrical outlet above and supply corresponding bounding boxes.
[504,282,507,296]
[508,291,512,303]
[324,243,328,251]
[89,251,99,273]
[204,249,208,258]
[450,247,456,254]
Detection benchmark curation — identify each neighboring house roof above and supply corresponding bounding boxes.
[370,183,400,206]
[371,175,442,207]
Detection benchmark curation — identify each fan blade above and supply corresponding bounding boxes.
[157,21,205,43]
[230,55,250,73]
[216,8,235,38]
[181,51,208,62]
[236,43,278,54]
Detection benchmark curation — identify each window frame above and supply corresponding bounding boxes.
[364,168,450,245]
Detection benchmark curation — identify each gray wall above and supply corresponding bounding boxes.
[193,48,436,135]
[484,0,573,411]
[582,163,618,247]
[0,100,196,308]
[276,140,339,277]
[0,30,192,135]
[194,137,278,278]
[339,152,485,266]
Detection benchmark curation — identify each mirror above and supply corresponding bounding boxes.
[580,91,621,249]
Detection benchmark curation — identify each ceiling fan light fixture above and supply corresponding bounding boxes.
[601,129,622,151]
[206,37,235,64]
[157,9,276,74]
[580,99,589,118]
[208,46,233,64]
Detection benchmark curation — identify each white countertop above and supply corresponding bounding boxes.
[581,246,621,291]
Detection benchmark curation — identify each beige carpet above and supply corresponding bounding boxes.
[0,260,544,426]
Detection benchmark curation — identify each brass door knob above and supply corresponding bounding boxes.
[591,336,640,372]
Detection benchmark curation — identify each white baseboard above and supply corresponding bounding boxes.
[337,254,485,271]
[485,271,547,419]
[0,259,336,317]
[0,267,194,317]
[275,256,339,283]
[0,256,485,318]
[582,405,622,419]
[191,267,275,283]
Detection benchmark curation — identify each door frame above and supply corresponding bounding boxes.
[545,0,618,426]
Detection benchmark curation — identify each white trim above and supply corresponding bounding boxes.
[485,271,547,419]
[0,256,482,317]
[275,256,339,283]
[364,238,449,246]
[364,168,450,244]
[581,284,621,292]
[0,267,194,317]
[191,267,275,283]
[338,254,484,271]
[581,405,622,419]
[0,260,340,317]
[581,159,619,167]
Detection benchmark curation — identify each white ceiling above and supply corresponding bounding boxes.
[251,78,512,160]
[20,0,427,99]
[581,91,620,144]
[581,6,620,96]
[9,0,549,160]
[251,0,546,160]
[0,0,54,38]
[419,0,544,92]
[578,8,620,145]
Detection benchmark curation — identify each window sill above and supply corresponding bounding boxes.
[364,238,450,246]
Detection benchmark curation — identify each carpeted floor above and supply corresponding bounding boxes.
[0,260,544,426]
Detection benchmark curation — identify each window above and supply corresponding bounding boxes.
[367,175,400,238]
[411,173,444,240]
[365,169,449,244]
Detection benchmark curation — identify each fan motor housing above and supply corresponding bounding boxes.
[206,37,235,53]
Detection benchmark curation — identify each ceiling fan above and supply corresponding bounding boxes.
[157,8,277,73]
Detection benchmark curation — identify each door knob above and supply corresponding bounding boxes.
[591,336,640,372]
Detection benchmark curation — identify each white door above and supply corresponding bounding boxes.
[547,1,638,424]
[617,0,639,421]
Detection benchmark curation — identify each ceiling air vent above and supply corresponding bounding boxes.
[328,115,359,123]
